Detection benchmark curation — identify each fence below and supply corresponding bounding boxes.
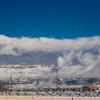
[0,96,100,100]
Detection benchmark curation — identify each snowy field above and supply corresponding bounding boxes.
[0,65,52,80]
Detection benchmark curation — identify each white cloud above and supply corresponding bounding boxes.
[0,35,100,77]
[0,35,100,56]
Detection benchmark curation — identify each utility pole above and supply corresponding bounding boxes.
[10,73,13,88]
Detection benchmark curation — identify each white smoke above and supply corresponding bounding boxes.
[57,48,100,77]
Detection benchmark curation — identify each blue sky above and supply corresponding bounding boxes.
[0,0,100,38]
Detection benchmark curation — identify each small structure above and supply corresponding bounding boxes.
[89,82,100,91]
[58,84,84,91]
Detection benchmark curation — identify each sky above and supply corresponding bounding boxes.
[0,0,100,38]
[0,0,100,77]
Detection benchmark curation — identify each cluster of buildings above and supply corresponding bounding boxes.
[0,64,100,96]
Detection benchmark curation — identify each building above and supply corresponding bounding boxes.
[89,82,100,91]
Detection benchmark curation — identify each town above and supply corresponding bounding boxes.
[0,64,100,96]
